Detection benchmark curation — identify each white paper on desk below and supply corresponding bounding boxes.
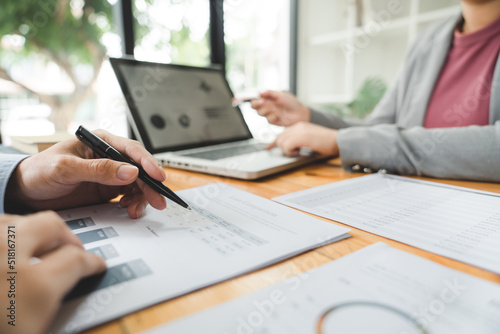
[274,173,500,274]
[144,242,500,334]
[50,183,349,334]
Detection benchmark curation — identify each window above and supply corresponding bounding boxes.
[133,0,211,66]
[224,0,291,96]
[0,0,296,144]
[0,0,130,141]
[223,0,292,140]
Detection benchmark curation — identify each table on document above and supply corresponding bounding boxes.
[274,174,500,274]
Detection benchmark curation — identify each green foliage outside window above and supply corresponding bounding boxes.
[0,0,209,132]
[0,0,112,131]
[324,77,387,119]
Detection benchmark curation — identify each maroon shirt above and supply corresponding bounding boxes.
[424,16,500,128]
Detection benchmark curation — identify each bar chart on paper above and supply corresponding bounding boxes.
[274,174,500,274]
[50,183,349,334]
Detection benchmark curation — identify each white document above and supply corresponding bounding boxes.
[51,183,349,333]
[274,174,500,274]
[144,242,500,334]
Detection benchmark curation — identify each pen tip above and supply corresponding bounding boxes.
[186,206,192,211]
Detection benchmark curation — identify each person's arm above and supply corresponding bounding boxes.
[4,129,168,218]
[337,122,500,182]
[0,211,106,334]
[309,108,352,129]
[0,154,28,214]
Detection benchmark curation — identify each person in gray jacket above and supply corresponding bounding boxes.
[251,0,500,182]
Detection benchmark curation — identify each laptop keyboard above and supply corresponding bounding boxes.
[181,143,267,161]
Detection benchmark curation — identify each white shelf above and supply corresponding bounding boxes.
[310,16,410,46]
[298,1,461,106]
[416,5,460,24]
[309,94,353,105]
[309,5,460,47]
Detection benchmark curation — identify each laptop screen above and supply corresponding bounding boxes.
[111,58,253,154]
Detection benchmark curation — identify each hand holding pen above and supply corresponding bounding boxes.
[76,126,190,211]
[7,128,170,218]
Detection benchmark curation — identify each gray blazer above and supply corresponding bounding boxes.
[310,13,500,182]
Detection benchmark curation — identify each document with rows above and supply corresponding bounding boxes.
[145,242,500,334]
[274,173,500,274]
[50,183,350,333]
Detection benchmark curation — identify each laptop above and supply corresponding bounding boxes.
[110,57,327,180]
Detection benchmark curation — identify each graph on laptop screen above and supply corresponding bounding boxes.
[114,60,252,152]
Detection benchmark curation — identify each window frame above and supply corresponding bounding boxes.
[115,0,297,93]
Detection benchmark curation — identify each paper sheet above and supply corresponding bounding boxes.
[274,174,500,274]
[51,183,349,333]
[144,242,500,334]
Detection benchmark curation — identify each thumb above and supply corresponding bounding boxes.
[76,158,139,185]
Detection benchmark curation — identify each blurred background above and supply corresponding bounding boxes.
[0,0,459,146]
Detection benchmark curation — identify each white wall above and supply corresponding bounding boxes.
[297,0,460,110]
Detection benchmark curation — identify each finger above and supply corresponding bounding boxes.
[120,191,149,218]
[259,90,280,100]
[36,244,106,299]
[266,113,279,125]
[128,199,149,219]
[136,179,167,210]
[251,98,265,110]
[69,157,140,186]
[118,183,141,204]
[94,129,166,182]
[256,107,270,117]
[280,138,302,156]
[266,139,277,150]
[120,181,166,212]
[275,119,286,127]
[281,143,300,156]
[17,211,83,259]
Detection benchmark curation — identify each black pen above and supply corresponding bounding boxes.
[75,125,190,210]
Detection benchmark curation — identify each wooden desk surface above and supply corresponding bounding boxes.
[84,159,500,334]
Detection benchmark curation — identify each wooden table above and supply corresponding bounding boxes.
[84,158,500,334]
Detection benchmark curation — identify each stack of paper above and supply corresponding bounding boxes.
[51,183,350,333]
[10,133,73,154]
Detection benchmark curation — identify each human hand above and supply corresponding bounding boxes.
[267,122,339,156]
[250,90,311,126]
[6,129,167,218]
[0,212,106,334]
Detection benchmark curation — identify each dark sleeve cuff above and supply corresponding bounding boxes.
[0,154,29,213]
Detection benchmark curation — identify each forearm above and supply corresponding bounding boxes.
[0,154,28,213]
[309,109,353,129]
[337,123,500,182]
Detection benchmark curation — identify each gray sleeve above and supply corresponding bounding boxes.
[337,122,500,182]
[309,108,353,129]
[0,154,28,213]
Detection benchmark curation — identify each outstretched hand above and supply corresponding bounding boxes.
[6,129,167,218]
[250,90,311,127]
